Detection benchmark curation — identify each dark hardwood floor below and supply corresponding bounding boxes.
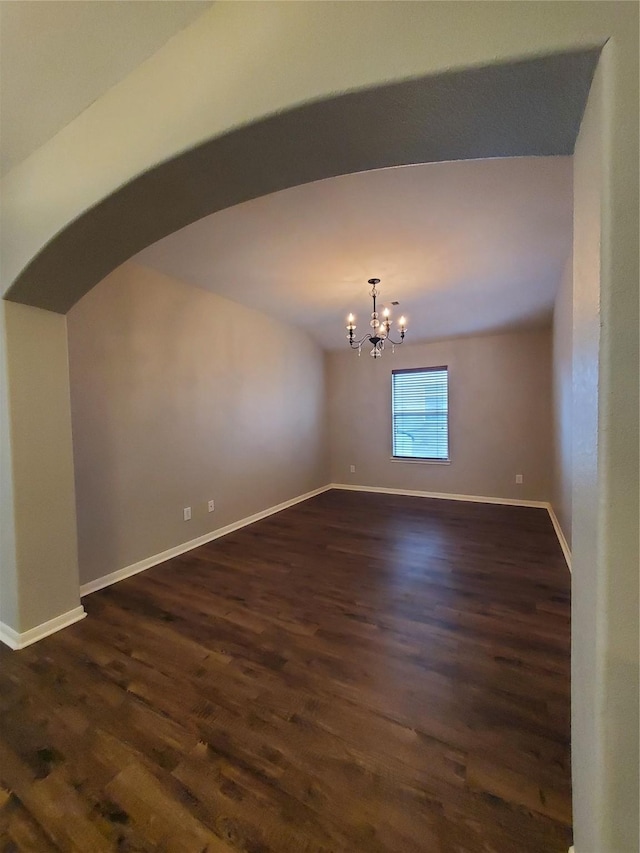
[0,490,572,852]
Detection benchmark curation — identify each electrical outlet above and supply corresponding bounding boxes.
[350,465,356,473]
[207,500,215,512]
[183,506,192,521]
[515,474,523,484]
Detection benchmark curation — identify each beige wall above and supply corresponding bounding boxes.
[327,329,552,503]
[552,256,573,546]
[2,302,81,631]
[572,45,639,853]
[67,263,328,586]
[571,55,604,851]
[0,305,18,628]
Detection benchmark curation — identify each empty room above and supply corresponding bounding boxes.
[1,3,637,853]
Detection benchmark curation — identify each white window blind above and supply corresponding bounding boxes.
[392,367,449,460]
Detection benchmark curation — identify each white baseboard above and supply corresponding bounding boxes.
[331,483,571,572]
[0,605,86,650]
[80,485,332,597]
[330,482,549,509]
[1,483,570,650]
[546,505,572,572]
[79,481,571,601]
[569,847,575,853]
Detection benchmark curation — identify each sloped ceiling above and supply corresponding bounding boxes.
[135,156,573,348]
[0,0,212,175]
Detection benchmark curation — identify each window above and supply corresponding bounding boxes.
[391,367,449,461]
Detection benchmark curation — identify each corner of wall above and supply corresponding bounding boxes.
[2,301,82,635]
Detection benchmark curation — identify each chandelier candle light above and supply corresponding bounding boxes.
[346,278,407,358]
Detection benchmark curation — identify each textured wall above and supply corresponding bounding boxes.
[0,304,18,629]
[67,263,328,585]
[327,328,553,503]
[3,302,81,631]
[571,44,639,853]
[552,256,573,546]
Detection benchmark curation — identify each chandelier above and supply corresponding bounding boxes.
[346,278,407,358]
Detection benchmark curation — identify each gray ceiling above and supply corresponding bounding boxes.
[135,157,573,348]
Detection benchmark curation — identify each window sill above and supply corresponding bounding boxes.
[390,457,451,465]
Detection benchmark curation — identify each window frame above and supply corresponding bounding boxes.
[391,365,450,463]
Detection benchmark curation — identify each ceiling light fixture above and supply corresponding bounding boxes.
[346,278,407,358]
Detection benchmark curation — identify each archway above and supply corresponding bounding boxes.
[6,50,597,312]
[0,7,637,847]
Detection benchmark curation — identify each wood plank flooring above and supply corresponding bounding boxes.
[0,490,572,852]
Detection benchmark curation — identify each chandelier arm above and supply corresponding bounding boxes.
[384,334,405,346]
[349,333,374,348]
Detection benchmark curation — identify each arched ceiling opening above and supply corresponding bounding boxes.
[5,48,599,313]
